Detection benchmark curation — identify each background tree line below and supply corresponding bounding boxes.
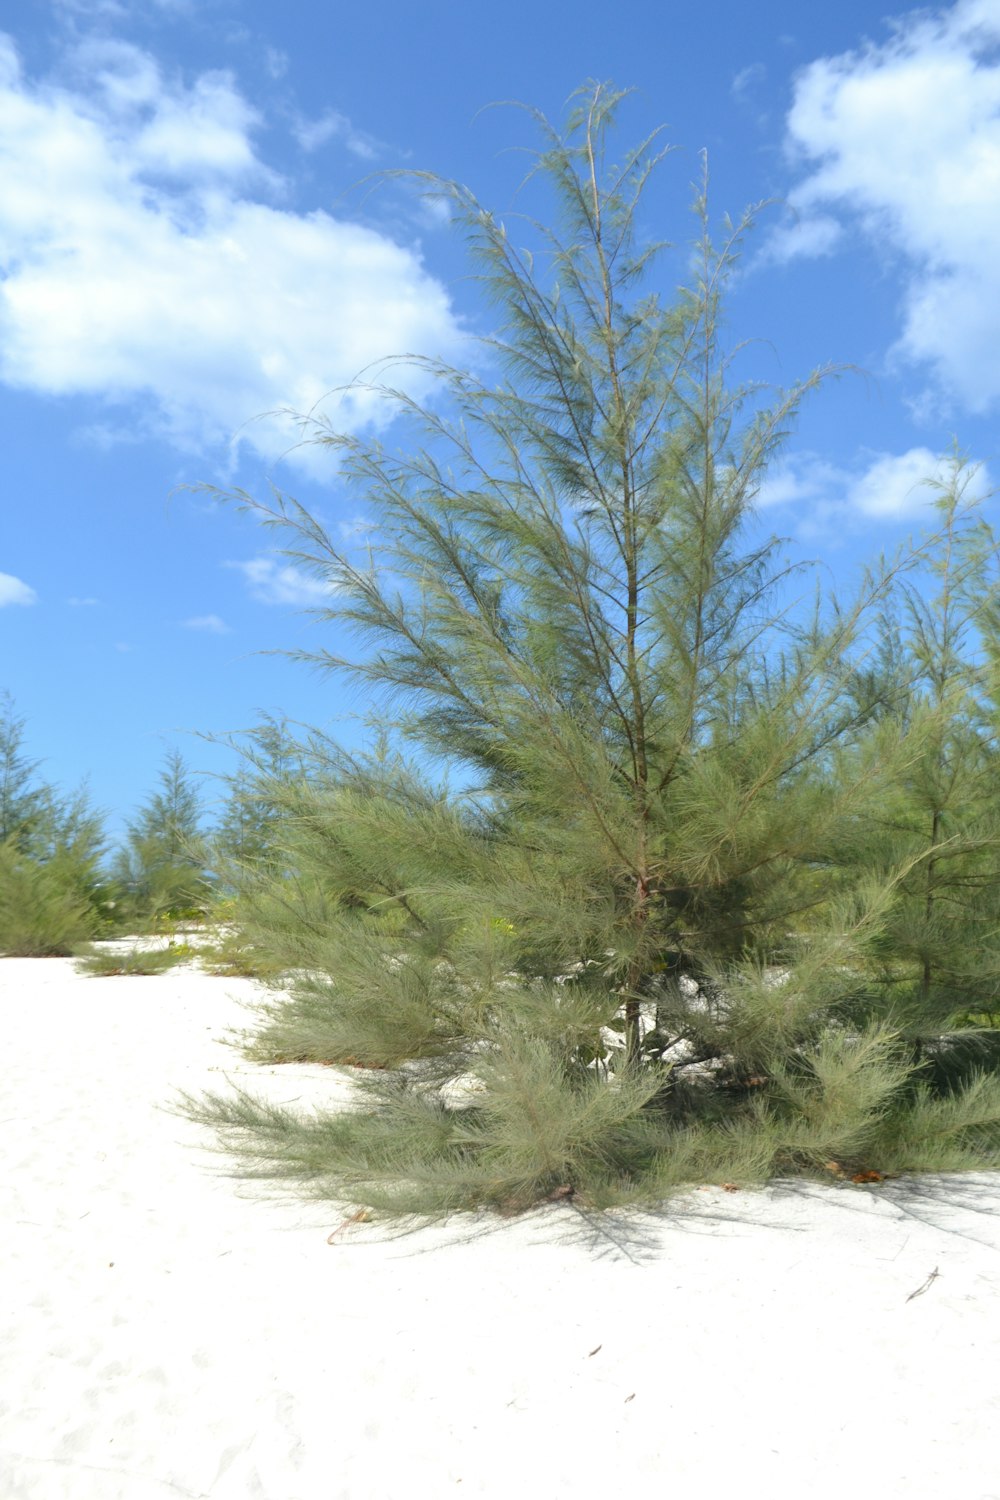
[0,696,297,957]
[0,697,219,952]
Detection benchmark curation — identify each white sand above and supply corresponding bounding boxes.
[3,956,1000,1500]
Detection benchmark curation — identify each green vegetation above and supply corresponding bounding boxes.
[0,840,100,957]
[175,85,1000,1218]
[75,942,196,977]
[7,86,1000,1220]
[0,694,110,955]
[110,749,214,929]
[211,714,302,882]
[0,706,216,955]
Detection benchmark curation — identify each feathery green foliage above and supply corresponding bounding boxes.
[212,715,303,882]
[111,749,213,928]
[0,691,47,846]
[0,696,109,955]
[0,837,97,956]
[75,942,196,977]
[180,86,1000,1217]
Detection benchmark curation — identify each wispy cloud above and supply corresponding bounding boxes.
[731,63,765,100]
[337,514,377,542]
[0,34,466,468]
[225,557,337,607]
[53,0,130,16]
[773,0,1000,412]
[264,47,288,80]
[0,572,37,606]
[756,454,849,512]
[181,613,231,633]
[759,213,843,265]
[67,595,100,606]
[293,107,380,159]
[54,0,194,17]
[757,447,992,530]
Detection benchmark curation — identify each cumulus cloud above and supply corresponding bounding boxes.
[845,449,954,519]
[0,572,37,606]
[757,447,992,525]
[181,613,231,633]
[225,557,337,606]
[0,35,466,466]
[775,0,1000,412]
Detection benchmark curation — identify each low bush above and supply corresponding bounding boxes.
[74,942,196,977]
[0,840,99,956]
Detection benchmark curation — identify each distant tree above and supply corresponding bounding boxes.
[0,691,47,847]
[0,694,108,955]
[114,750,212,925]
[212,715,303,879]
[182,86,1000,1217]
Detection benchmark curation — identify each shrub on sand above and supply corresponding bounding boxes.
[178,85,1000,1221]
[0,839,97,956]
[75,943,196,977]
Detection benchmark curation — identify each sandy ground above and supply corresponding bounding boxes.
[3,955,1000,1500]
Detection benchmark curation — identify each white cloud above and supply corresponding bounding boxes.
[0,572,37,606]
[225,557,337,606]
[264,48,289,81]
[760,213,843,264]
[955,0,1000,35]
[0,35,466,466]
[181,613,231,633]
[293,108,379,159]
[777,0,1000,411]
[756,453,849,511]
[731,63,766,100]
[416,192,453,228]
[53,0,129,16]
[758,447,992,525]
[846,449,959,518]
[54,0,193,16]
[68,595,100,606]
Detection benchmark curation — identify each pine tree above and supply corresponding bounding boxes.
[182,86,1000,1216]
[0,692,48,847]
[0,694,108,955]
[114,750,212,926]
[846,465,1000,1072]
[212,715,303,880]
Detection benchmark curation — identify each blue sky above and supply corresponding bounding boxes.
[2,0,999,839]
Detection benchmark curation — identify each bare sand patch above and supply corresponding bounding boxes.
[3,955,1000,1499]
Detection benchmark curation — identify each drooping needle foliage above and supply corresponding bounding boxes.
[182,85,1000,1217]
